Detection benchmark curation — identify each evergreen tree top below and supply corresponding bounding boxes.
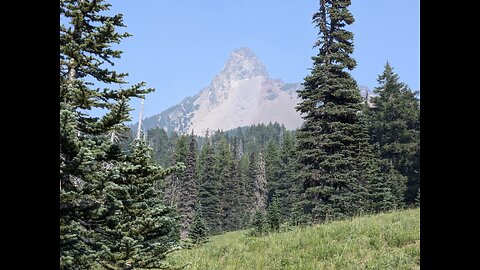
[311,0,356,71]
[374,61,406,97]
[297,0,362,120]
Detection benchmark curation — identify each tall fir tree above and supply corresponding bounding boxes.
[265,140,280,202]
[188,210,208,244]
[229,136,249,230]
[197,134,222,234]
[267,193,282,231]
[295,0,377,221]
[178,133,198,238]
[101,140,182,269]
[167,132,180,165]
[60,1,181,268]
[164,134,188,208]
[367,62,420,204]
[147,127,171,167]
[360,143,399,213]
[251,210,268,236]
[380,159,407,209]
[216,136,240,231]
[277,132,298,220]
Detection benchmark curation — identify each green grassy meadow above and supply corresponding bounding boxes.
[167,208,420,270]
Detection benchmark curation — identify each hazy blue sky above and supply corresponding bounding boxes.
[104,0,419,122]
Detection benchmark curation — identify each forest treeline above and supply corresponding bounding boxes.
[120,69,420,237]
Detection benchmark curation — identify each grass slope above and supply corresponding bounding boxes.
[168,208,420,270]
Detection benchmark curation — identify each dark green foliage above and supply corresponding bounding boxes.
[147,127,172,167]
[164,134,189,207]
[364,153,406,213]
[174,135,189,165]
[367,174,396,213]
[265,140,280,201]
[197,136,222,234]
[224,123,287,154]
[250,210,268,236]
[142,123,297,235]
[265,140,279,174]
[178,134,198,238]
[189,211,208,244]
[217,136,245,231]
[267,194,282,231]
[221,141,245,231]
[295,0,380,221]
[101,140,182,269]
[380,159,407,209]
[276,132,299,219]
[226,137,250,230]
[60,1,181,268]
[367,62,420,204]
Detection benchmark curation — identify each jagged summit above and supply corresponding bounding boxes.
[208,48,269,105]
[138,47,306,134]
[221,47,268,80]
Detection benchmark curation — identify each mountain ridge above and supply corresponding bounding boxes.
[136,47,373,135]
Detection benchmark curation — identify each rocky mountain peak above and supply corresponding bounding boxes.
[207,48,269,104]
[221,47,268,80]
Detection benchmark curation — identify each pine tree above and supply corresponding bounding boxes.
[277,132,298,219]
[365,158,397,213]
[178,133,198,239]
[216,136,242,231]
[251,210,268,236]
[267,194,282,231]
[265,140,280,201]
[229,137,249,229]
[168,132,180,165]
[60,1,181,268]
[188,211,208,244]
[295,0,375,221]
[367,62,420,204]
[164,133,186,207]
[102,140,182,269]
[147,127,171,167]
[380,159,408,209]
[197,135,222,234]
[349,91,408,215]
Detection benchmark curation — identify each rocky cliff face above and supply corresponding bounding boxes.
[141,48,303,134]
[139,47,373,134]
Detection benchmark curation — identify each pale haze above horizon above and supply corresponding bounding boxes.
[103,0,419,123]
